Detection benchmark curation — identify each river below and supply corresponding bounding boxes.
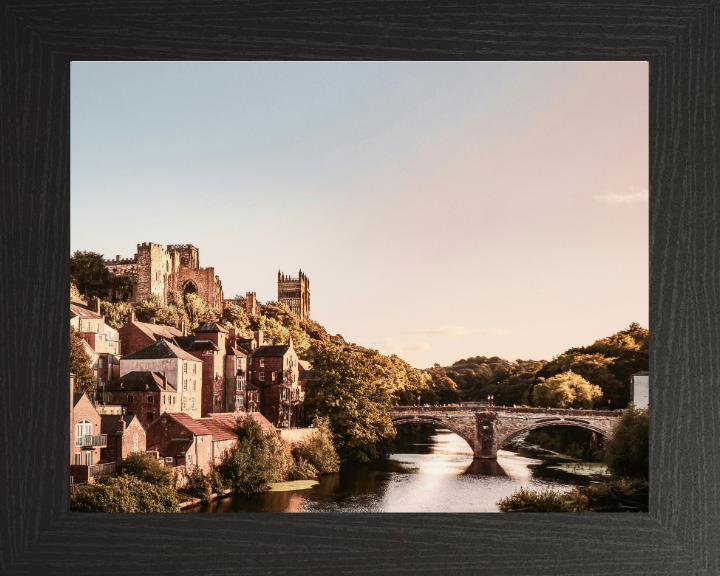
[182,426,606,513]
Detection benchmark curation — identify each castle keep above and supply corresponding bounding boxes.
[278,269,310,320]
[104,243,224,312]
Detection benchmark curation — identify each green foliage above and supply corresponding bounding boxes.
[603,403,649,479]
[498,487,580,512]
[100,301,133,330]
[70,326,96,397]
[221,304,253,337]
[266,432,294,482]
[292,417,340,475]
[287,458,319,480]
[304,339,430,462]
[70,475,179,513]
[216,417,279,494]
[184,293,215,329]
[135,294,165,323]
[117,452,174,488]
[70,251,111,298]
[433,376,460,405]
[525,427,601,461]
[178,466,213,502]
[209,470,227,494]
[531,370,603,409]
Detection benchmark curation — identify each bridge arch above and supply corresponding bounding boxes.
[496,420,609,450]
[390,415,477,454]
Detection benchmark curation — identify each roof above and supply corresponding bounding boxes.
[122,339,198,362]
[186,340,220,351]
[208,411,274,431]
[298,360,312,371]
[70,301,102,320]
[632,371,649,376]
[105,371,176,392]
[246,382,261,391]
[125,320,183,343]
[73,392,92,408]
[253,345,292,358]
[194,322,228,334]
[100,414,142,435]
[226,346,249,357]
[162,439,193,459]
[198,418,237,441]
[173,335,196,348]
[163,412,213,436]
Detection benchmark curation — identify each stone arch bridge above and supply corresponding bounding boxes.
[389,406,621,459]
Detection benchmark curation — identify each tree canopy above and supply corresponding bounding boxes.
[70,326,96,396]
[603,403,649,479]
[531,370,603,409]
[70,251,111,298]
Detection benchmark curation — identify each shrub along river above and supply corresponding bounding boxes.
[183,425,607,513]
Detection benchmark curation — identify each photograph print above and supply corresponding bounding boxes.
[69,61,649,513]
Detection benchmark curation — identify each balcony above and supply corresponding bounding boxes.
[90,461,116,478]
[75,434,107,448]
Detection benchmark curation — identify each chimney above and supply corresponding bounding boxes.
[116,255,120,262]
[228,328,237,348]
[253,330,264,348]
[150,317,156,325]
[162,372,168,389]
[117,419,127,433]
[180,320,186,336]
[126,309,136,324]
[91,297,101,315]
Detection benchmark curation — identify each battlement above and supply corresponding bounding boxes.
[167,244,197,251]
[137,242,163,250]
[103,256,136,266]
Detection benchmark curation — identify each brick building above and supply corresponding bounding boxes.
[71,392,107,484]
[100,414,146,464]
[278,269,310,320]
[249,335,301,427]
[102,371,179,429]
[119,339,203,420]
[71,299,121,388]
[103,242,224,312]
[145,412,215,473]
[117,310,184,356]
[174,324,252,416]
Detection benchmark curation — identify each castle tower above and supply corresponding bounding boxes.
[277,269,310,321]
[134,242,171,305]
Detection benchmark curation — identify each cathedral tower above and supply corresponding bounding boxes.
[277,269,310,321]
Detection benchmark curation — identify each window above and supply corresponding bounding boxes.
[183,379,187,391]
[74,453,81,465]
[97,334,102,341]
[182,397,187,410]
[259,372,265,382]
[206,447,211,461]
[85,322,90,330]
[128,394,134,403]
[85,452,92,466]
[239,359,245,369]
[198,435,203,443]
[187,454,193,466]
[220,449,225,459]
[148,395,154,403]
[108,342,113,349]
[260,359,265,367]
[193,380,196,391]
[75,420,92,445]
[122,407,126,415]
[192,397,196,409]
[193,364,196,375]
[147,412,154,421]
[272,372,276,381]
[184,363,187,374]
[98,358,103,369]
[238,396,244,407]
[165,457,174,464]
[133,435,138,452]
[162,395,165,405]
[95,323,99,332]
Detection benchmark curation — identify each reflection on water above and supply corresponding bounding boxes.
[184,428,600,513]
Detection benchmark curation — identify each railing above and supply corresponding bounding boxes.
[75,434,107,448]
[90,461,116,477]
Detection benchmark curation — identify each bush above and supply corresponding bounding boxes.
[117,452,174,488]
[293,417,340,475]
[287,458,319,480]
[71,475,179,513]
[216,418,278,494]
[179,466,212,502]
[603,403,649,479]
[209,470,227,494]
[498,487,579,512]
[266,433,294,482]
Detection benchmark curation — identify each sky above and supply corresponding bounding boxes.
[71,61,648,369]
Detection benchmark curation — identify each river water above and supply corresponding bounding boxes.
[183,427,605,513]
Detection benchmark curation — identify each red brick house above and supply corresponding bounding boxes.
[71,392,108,484]
[119,339,203,420]
[100,414,146,464]
[102,371,178,429]
[249,337,300,428]
[174,323,252,416]
[117,310,184,356]
[145,412,215,473]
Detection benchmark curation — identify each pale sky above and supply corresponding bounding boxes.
[71,61,648,368]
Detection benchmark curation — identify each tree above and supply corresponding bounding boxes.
[293,417,340,474]
[531,370,603,409]
[135,294,165,323]
[304,339,430,462]
[184,292,215,329]
[70,326,96,396]
[117,452,174,488]
[216,417,278,494]
[70,251,111,297]
[221,304,253,337]
[70,475,179,512]
[70,282,82,301]
[603,403,649,479]
[434,376,460,405]
[100,301,133,330]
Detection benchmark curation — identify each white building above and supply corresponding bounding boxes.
[630,371,649,409]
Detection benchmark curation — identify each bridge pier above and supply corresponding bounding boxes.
[474,412,498,459]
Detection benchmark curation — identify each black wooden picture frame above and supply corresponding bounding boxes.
[1,2,717,574]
